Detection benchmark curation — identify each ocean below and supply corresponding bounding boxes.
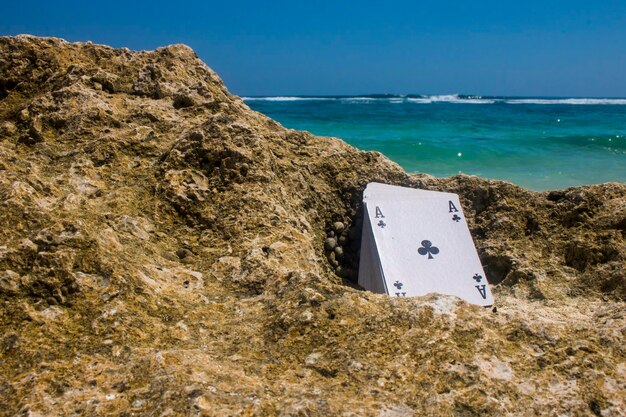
[243,95,626,191]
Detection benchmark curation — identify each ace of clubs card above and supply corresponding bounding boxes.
[361,184,493,306]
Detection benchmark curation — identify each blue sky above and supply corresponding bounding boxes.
[2,1,626,96]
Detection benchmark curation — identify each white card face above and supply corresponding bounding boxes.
[364,193,493,306]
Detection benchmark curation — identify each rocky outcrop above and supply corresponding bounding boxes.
[0,35,624,416]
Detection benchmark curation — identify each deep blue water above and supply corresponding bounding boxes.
[244,95,626,191]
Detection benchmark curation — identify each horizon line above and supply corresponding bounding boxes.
[239,94,626,99]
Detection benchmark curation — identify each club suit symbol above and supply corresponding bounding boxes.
[452,214,461,222]
[473,273,483,282]
[377,220,386,228]
[418,240,439,259]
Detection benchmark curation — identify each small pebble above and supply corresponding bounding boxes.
[18,108,30,122]
[327,251,339,267]
[334,246,344,258]
[335,266,354,279]
[239,163,249,176]
[305,353,321,365]
[324,237,336,251]
[332,222,345,233]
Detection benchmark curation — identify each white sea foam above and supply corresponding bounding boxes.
[505,98,626,105]
[338,97,391,102]
[436,95,495,104]
[405,97,432,103]
[339,97,373,101]
[430,94,463,102]
[407,94,495,104]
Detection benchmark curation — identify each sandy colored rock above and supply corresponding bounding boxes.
[1,35,625,416]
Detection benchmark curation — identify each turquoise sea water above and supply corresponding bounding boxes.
[244,95,626,191]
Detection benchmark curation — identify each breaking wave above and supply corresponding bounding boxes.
[505,98,626,105]
[406,95,496,104]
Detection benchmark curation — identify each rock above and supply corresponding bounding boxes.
[305,352,321,365]
[239,163,249,177]
[1,121,16,136]
[18,238,38,254]
[332,221,345,233]
[335,266,354,279]
[0,270,20,294]
[28,116,44,142]
[0,35,624,417]
[326,251,339,268]
[18,108,30,122]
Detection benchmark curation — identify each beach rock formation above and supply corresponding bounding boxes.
[0,35,624,416]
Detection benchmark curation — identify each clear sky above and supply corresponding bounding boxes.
[2,1,626,97]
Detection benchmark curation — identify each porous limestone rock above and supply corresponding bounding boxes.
[0,35,624,416]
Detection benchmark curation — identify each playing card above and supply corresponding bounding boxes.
[358,183,493,306]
